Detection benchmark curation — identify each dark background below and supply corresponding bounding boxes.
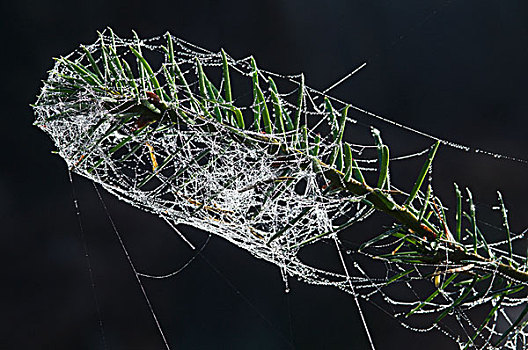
[2,0,528,349]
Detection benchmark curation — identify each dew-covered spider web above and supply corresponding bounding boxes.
[33,30,528,349]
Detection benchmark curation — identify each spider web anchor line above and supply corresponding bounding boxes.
[322,62,367,95]
[93,183,172,350]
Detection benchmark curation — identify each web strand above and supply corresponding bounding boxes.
[68,171,108,350]
[334,234,376,350]
[93,183,172,350]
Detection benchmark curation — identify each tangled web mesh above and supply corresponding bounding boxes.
[34,30,528,349]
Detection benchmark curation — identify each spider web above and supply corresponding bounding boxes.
[33,30,528,349]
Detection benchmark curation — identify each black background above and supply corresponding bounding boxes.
[2,0,528,349]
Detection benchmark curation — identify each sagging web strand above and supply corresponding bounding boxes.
[34,30,528,349]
